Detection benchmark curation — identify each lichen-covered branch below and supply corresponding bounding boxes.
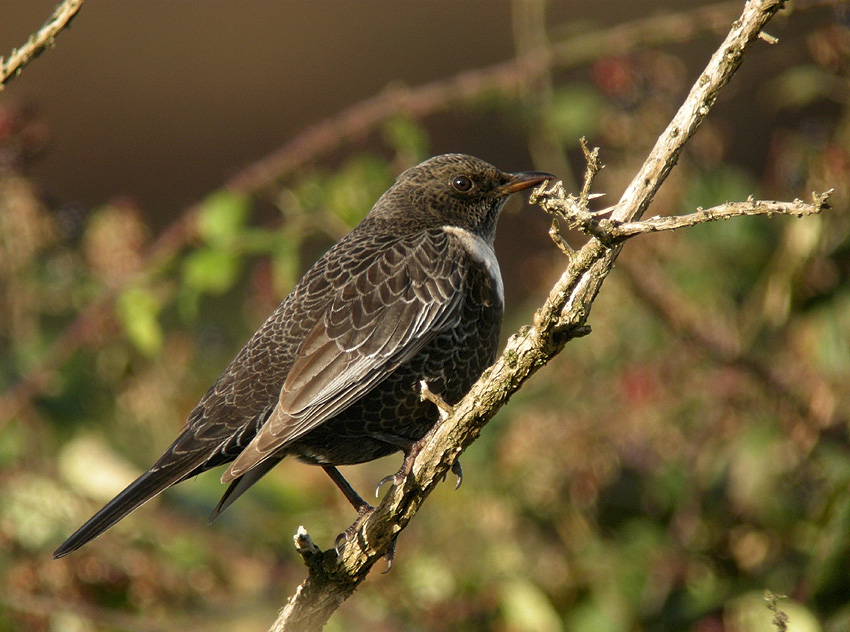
[612,0,788,224]
[537,188,833,242]
[269,1,804,630]
[0,0,85,89]
[606,193,832,238]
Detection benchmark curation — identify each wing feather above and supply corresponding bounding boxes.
[222,230,466,481]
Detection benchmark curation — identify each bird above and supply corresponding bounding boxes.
[52,153,553,560]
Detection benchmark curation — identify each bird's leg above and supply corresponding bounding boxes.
[323,465,398,571]
[322,465,371,512]
[322,466,375,553]
[371,430,463,497]
[372,380,464,497]
[370,433,423,498]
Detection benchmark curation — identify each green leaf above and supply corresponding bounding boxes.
[271,233,301,293]
[764,65,837,110]
[544,84,605,141]
[500,579,564,632]
[196,191,251,245]
[326,157,393,227]
[116,285,163,356]
[181,247,242,295]
[240,227,284,255]
[382,115,429,159]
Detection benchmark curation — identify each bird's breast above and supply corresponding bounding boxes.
[440,225,504,309]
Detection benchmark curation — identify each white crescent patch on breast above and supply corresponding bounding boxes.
[441,225,504,307]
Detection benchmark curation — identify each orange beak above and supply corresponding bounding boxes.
[497,171,555,195]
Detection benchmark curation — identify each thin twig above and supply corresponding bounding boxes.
[0,0,85,89]
[764,590,790,632]
[539,187,831,258]
[535,159,611,247]
[419,380,454,419]
[606,191,832,239]
[578,138,602,207]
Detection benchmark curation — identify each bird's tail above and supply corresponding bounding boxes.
[52,466,189,559]
[207,456,283,524]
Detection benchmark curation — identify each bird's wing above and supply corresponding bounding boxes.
[222,229,465,481]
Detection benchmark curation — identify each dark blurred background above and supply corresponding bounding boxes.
[1,1,849,631]
[1,0,703,222]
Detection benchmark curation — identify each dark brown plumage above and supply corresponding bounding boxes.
[53,154,552,559]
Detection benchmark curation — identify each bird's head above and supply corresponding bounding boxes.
[370,154,554,243]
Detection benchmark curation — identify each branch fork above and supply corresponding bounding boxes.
[535,163,832,247]
[533,136,831,253]
[532,138,614,250]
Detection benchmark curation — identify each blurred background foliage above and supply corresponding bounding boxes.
[1,1,850,631]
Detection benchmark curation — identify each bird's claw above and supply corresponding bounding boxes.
[375,472,404,498]
[334,503,375,556]
[439,458,463,490]
[334,530,349,556]
[333,507,398,573]
[382,533,399,574]
[451,458,463,490]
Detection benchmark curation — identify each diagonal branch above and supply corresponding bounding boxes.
[611,0,787,224]
[0,0,85,89]
[269,1,805,630]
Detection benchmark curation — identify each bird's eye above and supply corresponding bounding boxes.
[451,175,474,192]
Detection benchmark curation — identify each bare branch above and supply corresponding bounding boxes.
[606,191,832,239]
[269,1,803,630]
[578,138,602,207]
[533,177,615,246]
[535,185,831,253]
[0,0,85,89]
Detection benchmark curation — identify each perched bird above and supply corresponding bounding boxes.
[53,154,552,559]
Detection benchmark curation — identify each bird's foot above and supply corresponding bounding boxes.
[374,440,423,498]
[334,502,375,555]
[375,453,463,498]
[333,505,397,573]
